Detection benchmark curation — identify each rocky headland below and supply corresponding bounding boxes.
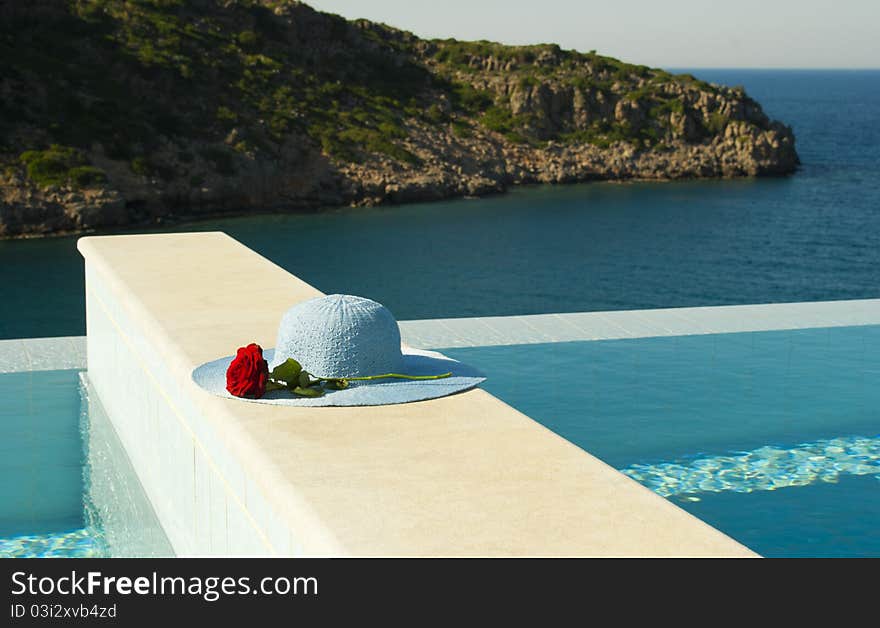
[0,0,799,237]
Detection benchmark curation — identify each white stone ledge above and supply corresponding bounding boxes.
[399,299,880,349]
[78,231,755,557]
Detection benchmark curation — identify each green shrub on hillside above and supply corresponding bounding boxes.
[705,112,729,135]
[336,127,418,164]
[69,166,108,187]
[424,104,448,124]
[130,156,150,176]
[450,83,493,114]
[130,155,175,180]
[19,145,107,188]
[199,146,236,175]
[451,120,472,138]
[481,106,517,133]
[557,120,644,148]
[237,30,258,48]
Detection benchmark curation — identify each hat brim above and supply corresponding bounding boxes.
[191,347,486,407]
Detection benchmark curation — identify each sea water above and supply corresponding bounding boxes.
[1,70,878,339]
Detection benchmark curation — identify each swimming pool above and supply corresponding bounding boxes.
[0,368,173,558]
[4,316,878,556]
[443,324,880,557]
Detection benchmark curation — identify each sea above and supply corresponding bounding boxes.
[1,69,878,339]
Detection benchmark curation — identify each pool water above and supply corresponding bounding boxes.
[443,324,880,557]
[0,369,173,557]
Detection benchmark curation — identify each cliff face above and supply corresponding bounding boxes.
[0,0,799,237]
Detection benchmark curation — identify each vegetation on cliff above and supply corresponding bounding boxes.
[0,0,799,236]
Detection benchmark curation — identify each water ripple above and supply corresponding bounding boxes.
[0,527,109,558]
[621,434,880,499]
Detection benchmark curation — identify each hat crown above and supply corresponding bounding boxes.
[271,294,403,378]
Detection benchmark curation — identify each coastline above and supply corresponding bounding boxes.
[0,165,798,241]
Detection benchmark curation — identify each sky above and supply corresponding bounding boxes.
[305,0,879,69]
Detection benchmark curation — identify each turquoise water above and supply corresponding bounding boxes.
[443,325,880,557]
[1,70,879,339]
[0,370,173,557]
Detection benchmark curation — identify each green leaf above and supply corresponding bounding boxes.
[325,379,349,390]
[292,386,324,398]
[265,380,286,392]
[298,371,312,388]
[270,358,302,384]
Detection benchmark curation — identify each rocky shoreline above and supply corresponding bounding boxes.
[0,124,798,239]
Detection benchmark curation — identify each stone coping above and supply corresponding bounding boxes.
[78,231,754,556]
[398,299,880,349]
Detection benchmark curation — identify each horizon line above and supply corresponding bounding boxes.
[668,66,880,71]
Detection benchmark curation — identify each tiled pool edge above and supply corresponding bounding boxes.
[76,232,756,557]
[0,336,87,373]
[398,299,880,349]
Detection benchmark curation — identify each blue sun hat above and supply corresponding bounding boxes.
[191,294,485,406]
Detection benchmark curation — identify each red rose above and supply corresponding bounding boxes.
[226,343,269,399]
